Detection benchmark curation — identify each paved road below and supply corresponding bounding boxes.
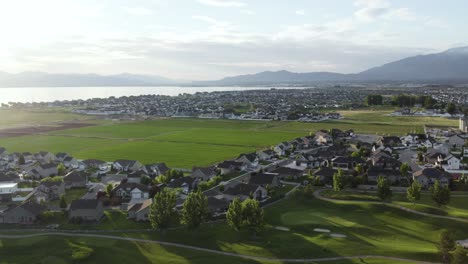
[314,189,468,224]
[0,232,439,264]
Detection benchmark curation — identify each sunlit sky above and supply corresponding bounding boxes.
[1,0,467,80]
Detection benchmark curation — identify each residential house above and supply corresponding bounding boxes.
[191,166,218,181]
[436,155,460,170]
[370,154,401,170]
[367,168,402,184]
[68,199,104,222]
[315,131,332,145]
[274,142,293,156]
[0,182,18,202]
[112,182,150,200]
[82,159,108,171]
[217,161,246,175]
[313,167,337,185]
[207,196,230,217]
[236,153,259,168]
[0,202,47,224]
[425,152,446,164]
[331,156,365,170]
[448,134,466,149]
[145,163,170,176]
[127,170,150,184]
[413,168,451,189]
[35,151,56,163]
[55,152,69,162]
[378,136,402,147]
[271,167,304,180]
[63,171,88,189]
[223,183,267,201]
[127,199,152,221]
[113,160,144,172]
[167,177,199,194]
[35,163,59,178]
[63,156,79,169]
[21,152,33,163]
[35,181,65,201]
[257,149,276,161]
[248,173,280,188]
[0,147,8,160]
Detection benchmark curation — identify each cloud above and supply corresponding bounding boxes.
[240,9,255,15]
[192,15,218,24]
[353,0,416,22]
[124,7,154,15]
[295,10,305,16]
[197,0,245,7]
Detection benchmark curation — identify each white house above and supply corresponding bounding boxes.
[0,182,18,194]
[437,155,460,170]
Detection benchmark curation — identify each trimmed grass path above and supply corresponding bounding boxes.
[314,189,468,224]
[0,232,438,264]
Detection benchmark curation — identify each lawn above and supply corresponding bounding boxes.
[2,195,467,263]
[0,110,458,168]
[0,108,91,129]
[107,195,468,262]
[321,189,468,219]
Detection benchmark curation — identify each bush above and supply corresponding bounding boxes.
[67,240,94,260]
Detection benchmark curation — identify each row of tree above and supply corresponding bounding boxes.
[332,168,451,206]
[149,189,265,236]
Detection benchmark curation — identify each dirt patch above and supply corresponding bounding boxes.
[0,122,95,138]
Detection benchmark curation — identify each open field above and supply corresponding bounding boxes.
[2,195,467,263]
[0,109,458,168]
[0,109,93,129]
[321,190,468,219]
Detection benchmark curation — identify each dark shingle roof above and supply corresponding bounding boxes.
[69,199,100,210]
[223,183,259,196]
[248,173,277,185]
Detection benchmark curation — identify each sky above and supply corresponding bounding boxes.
[0,0,467,80]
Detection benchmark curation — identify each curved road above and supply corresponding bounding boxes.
[0,232,439,264]
[313,189,468,224]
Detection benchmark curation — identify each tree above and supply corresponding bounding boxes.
[106,183,114,197]
[400,163,410,176]
[333,169,344,192]
[181,190,208,230]
[355,164,363,175]
[431,180,451,207]
[446,102,457,115]
[365,94,383,106]
[377,176,392,201]
[241,198,265,237]
[226,198,243,231]
[438,230,455,263]
[149,189,177,231]
[406,180,421,204]
[417,152,424,162]
[59,195,67,209]
[452,245,468,264]
[18,154,25,165]
[57,163,66,176]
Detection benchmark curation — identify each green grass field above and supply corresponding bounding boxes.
[321,190,468,219]
[0,110,458,168]
[0,109,91,129]
[2,195,466,263]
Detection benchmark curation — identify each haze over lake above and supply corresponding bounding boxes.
[0,86,301,104]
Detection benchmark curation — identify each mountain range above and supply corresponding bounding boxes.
[0,72,179,87]
[1,46,468,87]
[197,46,468,85]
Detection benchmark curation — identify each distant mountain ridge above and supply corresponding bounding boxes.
[2,45,468,87]
[196,45,468,85]
[0,72,179,87]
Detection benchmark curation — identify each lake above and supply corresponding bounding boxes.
[0,86,302,104]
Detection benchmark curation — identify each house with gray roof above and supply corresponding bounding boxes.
[69,199,104,222]
[0,202,47,224]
